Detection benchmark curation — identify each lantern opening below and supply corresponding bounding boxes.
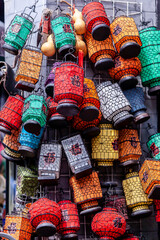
[95,57,114,70]
[120,41,141,59]
[57,101,79,117]
[48,114,67,128]
[79,105,99,122]
[15,80,35,92]
[92,23,110,41]
[19,145,35,158]
[24,120,41,136]
[36,222,56,237]
[2,43,18,55]
[119,76,138,90]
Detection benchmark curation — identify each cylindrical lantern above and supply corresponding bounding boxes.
[0,95,24,135]
[70,171,102,215]
[22,94,48,135]
[122,171,151,217]
[84,31,116,70]
[15,46,43,92]
[61,134,92,178]
[110,16,142,58]
[51,14,76,56]
[96,81,133,129]
[118,128,142,166]
[82,2,110,41]
[29,198,62,237]
[108,56,141,90]
[147,132,160,160]
[92,124,119,167]
[57,200,80,239]
[91,207,126,240]
[38,143,62,185]
[123,87,150,124]
[154,200,160,222]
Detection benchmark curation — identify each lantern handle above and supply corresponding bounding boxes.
[92,73,107,86]
[63,49,78,63]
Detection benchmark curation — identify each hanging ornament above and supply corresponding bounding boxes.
[146,124,160,160]
[75,34,87,57]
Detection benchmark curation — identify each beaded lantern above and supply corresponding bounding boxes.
[70,171,102,215]
[57,200,80,239]
[138,27,160,95]
[91,124,119,167]
[123,87,150,124]
[51,14,76,56]
[61,134,92,178]
[139,159,160,199]
[38,143,62,185]
[91,207,126,240]
[122,171,152,217]
[146,127,160,160]
[118,128,142,166]
[15,46,43,92]
[0,95,24,135]
[108,56,141,90]
[110,16,142,58]
[84,31,116,70]
[29,198,62,237]
[22,94,48,135]
[154,200,160,222]
[82,2,110,41]
[96,81,133,129]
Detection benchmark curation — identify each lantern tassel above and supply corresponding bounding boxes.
[78,50,83,68]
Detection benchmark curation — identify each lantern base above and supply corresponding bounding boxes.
[0,125,11,135]
[24,120,41,136]
[75,165,92,179]
[120,159,139,167]
[148,85,160,96]
[19,146,35,158]
[113,113,133,129]
[1,149,21,161]
[57,103,79,117]
[134,112,150,124]
[2,43,18,55]
[80,206,101,215]
[62,234,78,240]
[79,106,99,121]
[15,81,35,92]
[131,208,151,218]
[48,115,67,128]
[59,45,75,56]
[95,58,114,70]
[120,42,141,59]
[119,76,138,90]
[83,126,100,138]
[97,161,114,167]
[45,83,54,98]
[38,176,58,185]
[92,24,110,41]
[36,222,56,237]
[148,185,160,199]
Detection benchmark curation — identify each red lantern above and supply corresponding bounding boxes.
[122,234,139,240]
[0,95,24,135]
[154,200,160,222]
[29,198,61,237]
[91,207,126,240]
[57,200,80,239]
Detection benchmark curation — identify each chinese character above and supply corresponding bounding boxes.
[112,139,118,150]
[63,24,72,33]
[83,84,90,93]
[142,171,148,183]
[11,23,21,33]
[44,152,56,164]
[115,56,121,68]
[8,223,17,234]
[69,143,82,155]
[71,75,81,87]
[113,217,122,228]
[150,143,159,156]
[113,25,122,36]
[130,137,137,148]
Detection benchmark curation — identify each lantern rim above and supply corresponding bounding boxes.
[120,42,141,59]
[2,43,18,55]
[92,24,110,41]
[95,57,114,71]
[148,85,160,96]
[45,84,54,98]
[80,206,101,215]
[113,113,133,129]
[120,159,139,167]
[119,76,138,90]
[131,208,151,218]
[134,112,150,124]
[48,115,67,128]
[1,149,21,161]
[62,233,78,240]
[58,45,76,57]
[83,126,100,138]
[0,232,16,240]
[23,120,41,136]
[19,145,35,158]
[0,125,11,135]
[57,103,79,117]
[15,80,35,92]
[79,106,99,121]
[36,222,56,237]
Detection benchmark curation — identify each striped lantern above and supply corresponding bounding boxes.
[110,16,142,58]
[118,128,142,166]
[147,132,160,160]
[61,134,92,178]
[122,171,152,217]
[123,87,150,124]
[153,200,160,222]
[108,56,141,90]
[70,171,102,215]
[91,124,119,167]
[84,31,116,70]
[15,46,43,92]
[82,2,110,41]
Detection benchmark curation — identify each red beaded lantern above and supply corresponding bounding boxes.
[57,200,80,239]
[0,95,24,135]
[154,200,160,222]
[29,198,61,237]
[91,207,126,240]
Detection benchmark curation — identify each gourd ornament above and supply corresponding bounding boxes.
[75,34,87,57]
[41,34,56,57]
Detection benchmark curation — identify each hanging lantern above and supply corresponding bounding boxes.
[51,14,76,56]
[146,128,160,160]
[110,16,142,58]
[70,171,102,215]
[123,87,150,124]
[84,31,116,70]
[82,2,110,41]
[153,200,160,222]
[138,27,160,95]
[38,142,62,185]
[57,200,80,239]
[22,94,48,135]
[96,81,133,129]
[29,198,62,237]
[0,95,24,135]
[91,207,126,240]
[91,124,119,167]
[118,128,142,166]
[108,56,141,90]
[15,46,43,92]
[61,134,92,178]
[122,171,152,217]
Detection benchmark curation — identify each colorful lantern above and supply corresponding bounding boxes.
[57,200,80,239]
[96,81,133,128]
[38,142,62,185]
[123,87,150,124]
[92,124,119,166]
[51,14,76,56]
[15,47,43,92]
[70,171,102,215]
[91,207,126,240]
[110,16,142,58]
[122,171,151,217]
[22,94,48,135]
[146,128,160,160]
[84,31,116,70]
[61,134,92,178]
[118,128,142,166]
[82,2,110,41]
[108,56,141,90]
[153,200,160,222]
[0,95,24,135]
[29,198,62,236]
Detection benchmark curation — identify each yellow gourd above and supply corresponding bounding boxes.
[41,35,56,57]
[74,19,86,35]
[72,9,83,22]
[75,35,87,57]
